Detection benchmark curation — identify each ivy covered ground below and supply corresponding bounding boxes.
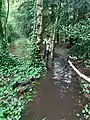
[0,0,90,119]
[0,39,46,120]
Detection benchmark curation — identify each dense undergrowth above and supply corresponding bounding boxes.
[68,52,90,119]
[61,18,90,120]
[80,81,90,119]
[0,38,46,120]
[1,0,90,119]
[68,52,90,120]
[80,61,90,120]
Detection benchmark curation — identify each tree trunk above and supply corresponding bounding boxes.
[51,36,55,62]
[36,0,43,43]
[0,0,3,51]
[50,2,61,61]
[35,0,43,62]
[51,16,58,61]
[56,30,59,43]
[0,0,8,63]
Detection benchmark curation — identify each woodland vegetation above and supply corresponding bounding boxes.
[0,0,90,119]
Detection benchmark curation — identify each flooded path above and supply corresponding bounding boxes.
[22,53,81,120]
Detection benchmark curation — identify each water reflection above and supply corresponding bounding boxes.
[53,57,72,84]
[22,54,81,120]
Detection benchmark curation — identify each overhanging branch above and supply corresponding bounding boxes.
[68,60,90,83]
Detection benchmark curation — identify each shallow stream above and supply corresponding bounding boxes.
[22,54,82,120]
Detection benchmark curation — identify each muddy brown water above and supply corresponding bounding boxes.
[21,54,82,120]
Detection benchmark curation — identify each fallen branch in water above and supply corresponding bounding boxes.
[68,60,90,83]
[12,77,36,89]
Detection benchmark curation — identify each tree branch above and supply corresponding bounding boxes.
[68,60,90,83]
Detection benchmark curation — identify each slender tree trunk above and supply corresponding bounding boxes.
[51,2,61,61]
[4,0,9,41]
[0,0,8,62]
[56,30,59,43]
[51,35,55,62]
[36,0,43,43]
[0,0,4,54]
[35,0,43,62]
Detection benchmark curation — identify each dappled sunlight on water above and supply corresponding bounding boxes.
[53,56,72,84]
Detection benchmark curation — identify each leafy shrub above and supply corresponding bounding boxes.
[0,55,45,119]
[81,82,90,119]
[0,35,46,119]
[82,104,90,119]
[62,18,90,59]
[10,0,36,38]
[7,24,20,44]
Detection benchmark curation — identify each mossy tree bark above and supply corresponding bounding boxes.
[0,0,8,63]
[36,0,43,56]
[0,0,3,52]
